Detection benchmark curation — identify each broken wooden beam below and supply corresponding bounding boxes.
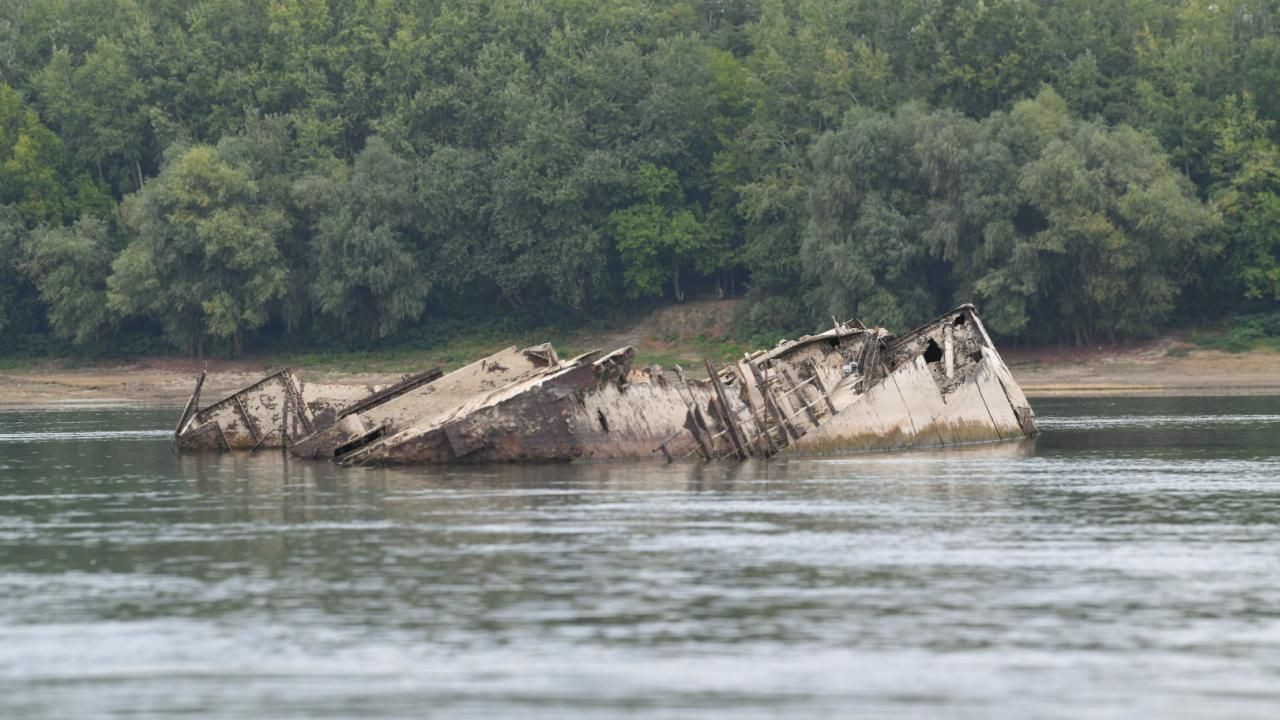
[705,358,749,459]
[733,363,777,456]
[778,365,821,427]
[174,370,205,441]
[806,358,838,416]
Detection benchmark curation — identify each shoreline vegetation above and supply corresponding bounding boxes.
[3,301,1277,409]
[3,2,1280,369]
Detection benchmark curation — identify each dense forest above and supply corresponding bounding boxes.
[2,0,1279,357]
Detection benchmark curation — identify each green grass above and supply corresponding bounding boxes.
[632,351,692,370]
[1189,312,1280,353]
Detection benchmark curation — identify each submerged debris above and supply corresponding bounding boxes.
[175,304,1037,463]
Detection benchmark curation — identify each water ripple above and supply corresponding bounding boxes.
[2,398,1280,719]
[0,429,173,443]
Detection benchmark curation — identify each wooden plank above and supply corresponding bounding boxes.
[283,372,314,436]
[780,398,824,424]
[656,439,674,463]
[733,364,777,456]
[281,394,290,450]
[682,410,713,461]
[673,365,714,461]
[778,365,820,426]
[709,397,746,459]
[704,358,749,459]
[806,358,838,415]
[752,362,800,442]
[174,371,205,439]
[336,367,443,419]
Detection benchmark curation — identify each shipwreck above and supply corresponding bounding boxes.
[174,305,1037,464]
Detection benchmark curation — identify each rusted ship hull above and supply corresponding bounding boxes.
[174,305,1036,463]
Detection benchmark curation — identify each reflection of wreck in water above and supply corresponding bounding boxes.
[175,305,1037,464]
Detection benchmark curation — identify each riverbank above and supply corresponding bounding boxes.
[2,301,1278,408]
[0,359,406,410]
[2,338,1277,409]
[1004,340,1280,397]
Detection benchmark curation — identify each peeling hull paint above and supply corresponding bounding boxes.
[174,369,313,452]
[175,304,1037,464]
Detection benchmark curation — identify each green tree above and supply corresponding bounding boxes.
[1208,93,1280,302]
[0,204,35,336]
[804,88,1218,343]
[803,104,944,331]
[0,82,69,225]
[110,144,286,356]
[217,113,314,333]
[20,215,113,345]
[1011,97,1219,342]
[609,163,710,300]
[0,0,1274,355]
[911,0,1050,117]
[803,103,1018,331]
[293,137,428,339]
[33,39,148,192]
[722,0,895,311]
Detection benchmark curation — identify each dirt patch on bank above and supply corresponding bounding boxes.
[1004,339,1280,396]
[0,363,408,410]
[588,299,738,358]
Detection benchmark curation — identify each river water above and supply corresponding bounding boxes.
[1,396,1278,718]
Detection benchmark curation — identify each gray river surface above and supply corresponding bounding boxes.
[1,396,1279,719]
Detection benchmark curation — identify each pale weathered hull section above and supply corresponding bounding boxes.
[174,369,314,452]
[788,348,1027,454]
[781,307,1036,455]
[338,349,630,465]
[174,305,1036,464]
[287,345,557,460]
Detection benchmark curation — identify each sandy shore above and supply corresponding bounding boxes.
[1,340,1277,411]
[1003,341,1280,397]
[0,360,409,410]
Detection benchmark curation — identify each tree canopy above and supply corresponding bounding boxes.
[0,0,1277,355]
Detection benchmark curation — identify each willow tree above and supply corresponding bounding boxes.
[21,216,113,345]
[1012,96,1219,343]
[292,137,428,340]
[803,103,1018,331]
[110,144,286,356]
[804,88,1218,343]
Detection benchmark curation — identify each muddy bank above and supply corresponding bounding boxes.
[1,343,1278,410]
[0,361,407,410]
[1007,343,1280,396]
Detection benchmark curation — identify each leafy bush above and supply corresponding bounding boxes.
[1193,312,1280,352]
[732,293,808,341]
